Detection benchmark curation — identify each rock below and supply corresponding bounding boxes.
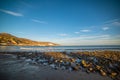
[25,59,32,62]
[71,62,79,71]
[81,60,86,65]
[43,62,48,66]
[50,64,56,69]
[110,72,117,78]
[75,59,81,63]
[86,67,94,73]
[71,62,76,68]
[65,62,70,65]
[80,66,85,71]
[96,65,101,70]
[61,66,66,70]
[89,68,93,71]
[38,59,48,63]
[68,67,73,72]
[20,57,26,60]
[93,57,98,63]
[28,52,33,55]
[100,69,106,76]
[10,54,17,59]
[60,60,63,63]
[50,57,54,62]
[71,58,75,62]
[31,60,37,64]
[55,60,58,63]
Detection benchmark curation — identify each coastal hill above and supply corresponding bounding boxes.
[0,33,58,46]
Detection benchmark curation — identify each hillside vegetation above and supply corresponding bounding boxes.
[0,33,58,46]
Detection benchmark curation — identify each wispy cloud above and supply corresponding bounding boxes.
[19,0,33,8]
[58,34,68,36]
[112,21,120,26]
[77,35,110,40]
[104,19,118,24]
[0,9,23,16]
[55,34,120,45]
[32,19,47,24]
[103,19,120,27]
[57,34,110,41]
[80,29,91,32]
[113,35,120,39]
[102,27,109,31]
[74,32,79,34]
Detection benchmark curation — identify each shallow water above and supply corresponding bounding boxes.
[0,45,120,52]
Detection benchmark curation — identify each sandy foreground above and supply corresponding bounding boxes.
[0,53,112,80]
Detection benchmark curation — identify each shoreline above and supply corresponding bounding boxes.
[0,45,120,52]
[0,50,120,80]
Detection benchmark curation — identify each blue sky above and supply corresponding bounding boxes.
[0,0,120,45]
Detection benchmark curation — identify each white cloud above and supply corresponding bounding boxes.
[0,9,23,16]
[74,32,79,34]
[102,27,109,30]
[58,34,68,36]
[80,29,91,32]
[32,19,47,24]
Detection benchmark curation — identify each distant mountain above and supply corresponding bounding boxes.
[0,33,58,46]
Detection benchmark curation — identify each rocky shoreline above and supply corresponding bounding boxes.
[0,51,120,80]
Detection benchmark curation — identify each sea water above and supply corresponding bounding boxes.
[0,45,120,52]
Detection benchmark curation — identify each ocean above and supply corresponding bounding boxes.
[0,45,120,52]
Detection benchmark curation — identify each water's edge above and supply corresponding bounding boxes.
[0,45,120,52]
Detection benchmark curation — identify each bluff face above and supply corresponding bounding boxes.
[0,33,58,46]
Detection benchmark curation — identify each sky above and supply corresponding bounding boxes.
[0,0,120,45]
